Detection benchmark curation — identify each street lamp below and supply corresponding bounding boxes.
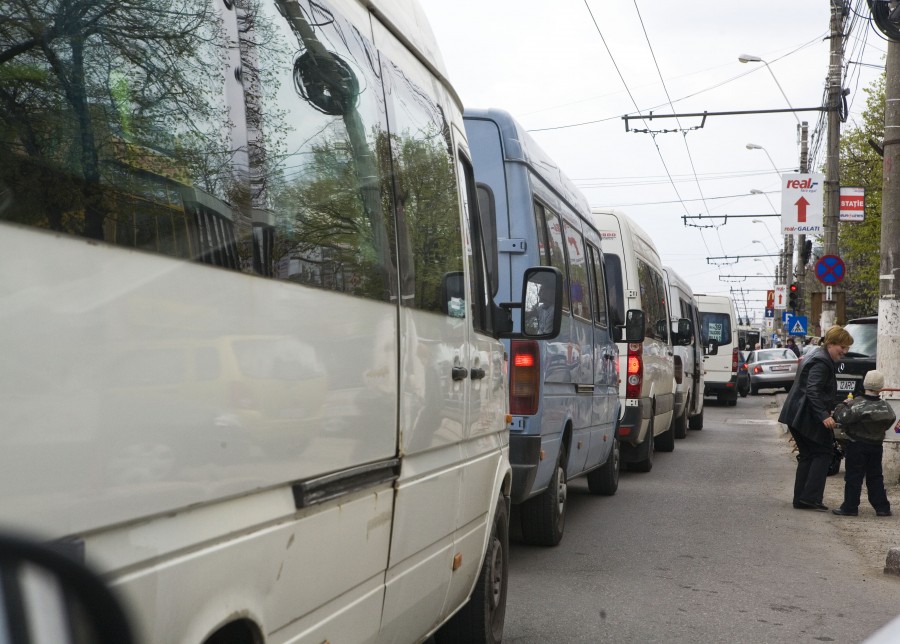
[750,188,779,215]
[752,219,779,247]
[738,54,801,125]
[746,144,781,176]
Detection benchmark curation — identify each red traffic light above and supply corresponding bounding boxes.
[789,283,798,292]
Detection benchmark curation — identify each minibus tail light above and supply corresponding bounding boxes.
[731,347,739,375]
[626,343,642,400]
[510,340,540,416]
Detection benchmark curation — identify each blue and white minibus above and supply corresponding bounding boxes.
[465,108,644,547]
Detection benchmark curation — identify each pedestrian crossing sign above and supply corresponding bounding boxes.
[788,315,808,336]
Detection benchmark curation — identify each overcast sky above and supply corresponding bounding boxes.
[418,0,885,323]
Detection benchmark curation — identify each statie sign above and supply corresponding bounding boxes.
[780,173,824,235]
[839,186,865,222]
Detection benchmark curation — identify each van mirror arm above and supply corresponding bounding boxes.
[495,303,516,336]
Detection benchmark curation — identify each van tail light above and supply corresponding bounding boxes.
[510,340,540,415]
[731,347,739,375]
[626,343,642,400]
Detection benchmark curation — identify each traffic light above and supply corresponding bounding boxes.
[801,240,813,265]
[788,282,799,310]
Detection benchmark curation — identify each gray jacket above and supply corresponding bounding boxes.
[834,394,897,444]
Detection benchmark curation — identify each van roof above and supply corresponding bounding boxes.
[590,208,661,259]
[463,108,590,214]
[371,0,462,111]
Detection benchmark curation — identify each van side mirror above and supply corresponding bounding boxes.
[655,319,668,341]
[440,271,466,318]
[0,533,136,644]
[624,309,645,343]
[520,267,563,339]
[499,267,563,339]
[676,318,693,346]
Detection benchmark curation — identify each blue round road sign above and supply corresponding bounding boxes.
[815,254,845,285]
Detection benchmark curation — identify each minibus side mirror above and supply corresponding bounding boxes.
[520,267,563,339]
[440,271,466,318]
[499,267,563,339]
[676,318,693,346]
[624,309,645,343]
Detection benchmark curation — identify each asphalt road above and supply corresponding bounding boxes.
[503,393,900,643]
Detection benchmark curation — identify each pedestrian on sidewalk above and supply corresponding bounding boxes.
[778,325,853,512]
[831,370,896,517]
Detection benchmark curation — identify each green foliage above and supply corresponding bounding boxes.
[839,74,885,318]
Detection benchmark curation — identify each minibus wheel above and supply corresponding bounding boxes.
[520,443,567,546]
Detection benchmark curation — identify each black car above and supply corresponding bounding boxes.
[834,316,877,402]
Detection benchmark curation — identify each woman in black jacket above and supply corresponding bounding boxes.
[778,325,854,511]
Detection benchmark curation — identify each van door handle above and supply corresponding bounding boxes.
[452,366,469,381]
[470,367,486,380]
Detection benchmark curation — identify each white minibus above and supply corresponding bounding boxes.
[696,294,741,406]
[663,266,705,432]
[592,209,692,472]
[0,1,560,642]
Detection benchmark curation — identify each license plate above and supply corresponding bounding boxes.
[837,379,856,392]
[770,365,789,372]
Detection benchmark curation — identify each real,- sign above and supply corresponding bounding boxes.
[781,172,825,236]
[839,186,865,222]
[774,284,786,310]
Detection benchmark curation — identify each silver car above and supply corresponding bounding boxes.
[746,348,799,395]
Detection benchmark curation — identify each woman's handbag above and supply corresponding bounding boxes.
[827,438,844,476]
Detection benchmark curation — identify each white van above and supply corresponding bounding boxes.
[695,294,741,406]
[664,267,705,433]
[0,0,561,642]
[592,209,690,471]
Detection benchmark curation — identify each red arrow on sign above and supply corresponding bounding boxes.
[795,196,809,223]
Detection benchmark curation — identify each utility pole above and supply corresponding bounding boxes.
[796,121,809,317]
[881,35,900,400]
[821,0,844,331]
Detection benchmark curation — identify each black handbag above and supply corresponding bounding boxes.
[828,439,844,476]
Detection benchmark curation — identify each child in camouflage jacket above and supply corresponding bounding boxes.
[831,370,896,517]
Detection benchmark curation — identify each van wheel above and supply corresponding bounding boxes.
[520,444,567,546]
[673,408,688,439]
[587,438,619,495]
[655,420,675,452]
[688,408,703,430]
[435,493,508,644]
[629,421,654,472]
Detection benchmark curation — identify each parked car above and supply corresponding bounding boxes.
[746,348,799,395]
[835,316,878,402]
[737,351,751,398]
